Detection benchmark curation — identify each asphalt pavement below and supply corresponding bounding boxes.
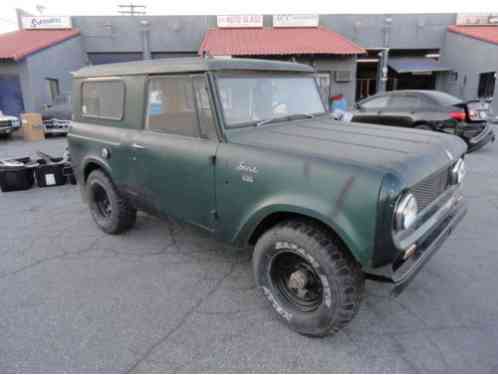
[0,133,497,372]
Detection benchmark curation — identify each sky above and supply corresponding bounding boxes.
[1,0,497,33]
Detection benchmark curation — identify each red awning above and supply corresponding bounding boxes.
[448,25,498,46]
[0,29,80,61]
[199,26,366,56]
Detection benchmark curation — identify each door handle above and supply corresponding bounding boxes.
[132,143,146,149]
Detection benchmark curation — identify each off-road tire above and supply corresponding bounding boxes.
[253,220,364,337]
[86,170,136,234]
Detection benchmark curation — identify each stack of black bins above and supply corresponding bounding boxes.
[0,154,76,192]
[35,153,77,187]
[0,158,37,192]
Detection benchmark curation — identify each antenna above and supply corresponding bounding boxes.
[117,4,146,16]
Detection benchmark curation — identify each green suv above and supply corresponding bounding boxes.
[68,57,467,336]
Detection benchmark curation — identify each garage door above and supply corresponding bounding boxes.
[0,75,24,117]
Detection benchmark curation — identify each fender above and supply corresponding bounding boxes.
[232,197,373,267]
[81,155,113,183]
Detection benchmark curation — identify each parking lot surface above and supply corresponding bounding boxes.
[1,134,498,372]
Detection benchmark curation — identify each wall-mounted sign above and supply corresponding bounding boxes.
[217,15,263,28]
[456,13,498,26]
[22,16,72,30]
[273,14,319,28]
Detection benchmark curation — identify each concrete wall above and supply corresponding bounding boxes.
[22,35,85,112]
[302,56,357,106]
[72,16,210,54]
[320,14,456,49]
[439,31,498,113]
[72,13,457,55]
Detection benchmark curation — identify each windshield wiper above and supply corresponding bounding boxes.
[256,113,314,127]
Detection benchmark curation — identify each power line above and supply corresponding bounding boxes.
[117,4,146,16]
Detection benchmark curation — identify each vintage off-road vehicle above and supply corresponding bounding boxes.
[68,58,467,336]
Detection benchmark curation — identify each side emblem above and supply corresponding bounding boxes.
[236,161,258,183]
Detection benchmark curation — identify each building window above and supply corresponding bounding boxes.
[46,78,60,102]
[478,72,496,99]
[81,80,125,120]
[146,76,199,137]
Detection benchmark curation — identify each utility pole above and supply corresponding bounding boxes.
[117,4,146,16]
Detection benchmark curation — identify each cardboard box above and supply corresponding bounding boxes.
[20,113,45,142]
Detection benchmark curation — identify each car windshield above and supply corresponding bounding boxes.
[216,74,326,128]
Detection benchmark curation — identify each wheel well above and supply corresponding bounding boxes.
[83,162,103,183]
[248,212,354,261]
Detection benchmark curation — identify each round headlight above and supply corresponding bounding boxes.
[394,192,418,230]
[451,158,465,185]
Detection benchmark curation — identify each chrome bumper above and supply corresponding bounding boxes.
[366,190,467,296]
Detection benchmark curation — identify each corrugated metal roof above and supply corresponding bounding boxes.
[0,29,80,61]
[388,57,451,73]
[73,57,314,78]
[199,27,366,56]
[448,25,498,46]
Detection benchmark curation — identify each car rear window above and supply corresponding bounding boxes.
[360,96,389,109]
[426,91,462,106]
[81,80,124,120]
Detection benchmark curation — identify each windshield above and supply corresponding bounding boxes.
[216,74,326,128]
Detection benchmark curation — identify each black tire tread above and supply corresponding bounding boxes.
[256,219,364,336]
[87,170,136,234]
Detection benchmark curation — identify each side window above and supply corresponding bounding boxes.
[193,77,218,140]
[81,80,124,119]
[146,76,199,137]
[388,95,420,108]
[361,96,389,109]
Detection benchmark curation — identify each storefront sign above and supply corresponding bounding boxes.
[456,13,498,25]
[273,14,319,28]
[22,16,72,30]
[217,15,263,28]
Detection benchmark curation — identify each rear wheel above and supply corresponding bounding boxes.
[86,170,136,234]
[253,220,364,336]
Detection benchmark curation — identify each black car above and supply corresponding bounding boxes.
[41,95,72,136]
[352,90,495,152]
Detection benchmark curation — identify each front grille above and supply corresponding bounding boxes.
[412,167,450,211]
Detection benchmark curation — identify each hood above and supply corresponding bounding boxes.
[227,117,467,186]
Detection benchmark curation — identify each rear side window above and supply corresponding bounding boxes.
[360,96,389,109]
[146,76,199,137]
[81,80,124,120]
[388,95,421,108]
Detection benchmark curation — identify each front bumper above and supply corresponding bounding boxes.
[466,124,495,152]
[43,119,71,134]
[366,191,467,296]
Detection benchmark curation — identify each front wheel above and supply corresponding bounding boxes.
[253,220,364,337]
[86,170,136,234]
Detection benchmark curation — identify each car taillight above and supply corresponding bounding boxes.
[449,111,466,122]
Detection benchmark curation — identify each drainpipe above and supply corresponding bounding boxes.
[377,49,389,93]
[377,16,392,94]
[140,20,151,60]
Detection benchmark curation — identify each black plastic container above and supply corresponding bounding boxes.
[35,158,67,187]
[0,158,36,192]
